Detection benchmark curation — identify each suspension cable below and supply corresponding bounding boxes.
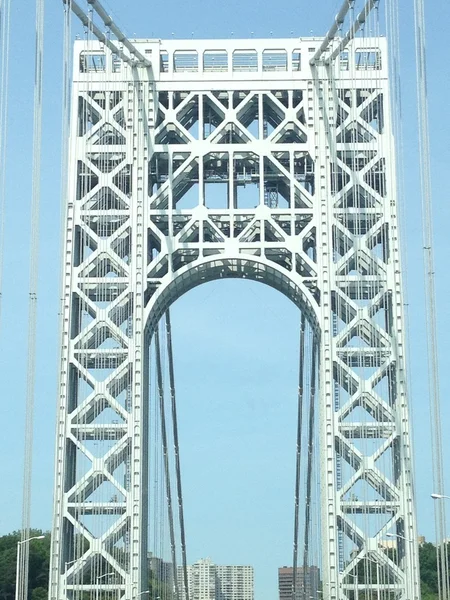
[86,0,149,64]
[310,0,379,66]
[292,314,306,600]
[66,0,124,62]
[155,326,181,600]
[63,0,150,67]
[0,0,11,331]
[165,310,189,600]
[413,0,449,597]
[325,0,379,65]
[310,0,352,65]
[19,1,44,600]
[303,336,317,582]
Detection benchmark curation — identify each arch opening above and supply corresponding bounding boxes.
[145,276,323,600]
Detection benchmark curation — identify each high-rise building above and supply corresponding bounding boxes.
[278,566,320,600]
[178,558,254,600]
[148,553,174,597]
[216,564,254,600]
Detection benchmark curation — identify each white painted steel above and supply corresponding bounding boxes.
[49,36,420,600]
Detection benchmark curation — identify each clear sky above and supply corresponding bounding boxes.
[1,0,450,599]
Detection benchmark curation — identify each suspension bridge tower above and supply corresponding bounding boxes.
[49,5,421,599]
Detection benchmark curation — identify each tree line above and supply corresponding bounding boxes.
[0,530,49,600]
[0,530,443,600]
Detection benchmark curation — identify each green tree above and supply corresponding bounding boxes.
[0,531,50,600]
[30,589,47,600]
[419,542,439,597]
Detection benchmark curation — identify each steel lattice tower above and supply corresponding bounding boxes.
[49,37,421,600]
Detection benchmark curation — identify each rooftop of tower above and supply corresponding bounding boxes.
[74,36,387,81]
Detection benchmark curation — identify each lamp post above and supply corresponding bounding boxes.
[64,557,87,599]
[386,532,416,599]
[365,557,381,600]
[432,493,450,501]
[386,532,414,543]
[345,557,383,600]
[96,572,116,600]
[15,535,46,600]
[385,532,415,567]
[65,557,87,572]
[345,571,358,600]
[430,494,450,600]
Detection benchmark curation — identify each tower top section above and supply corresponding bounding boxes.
[73,36,387,82]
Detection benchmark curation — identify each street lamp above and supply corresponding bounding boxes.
[386,532,414,543]
[344,559,383,600]
[431,493,450,500]
[386,532,418,600]
[64,558,87,599]
[135,591,150,599]
[430,494,450,600]
[364,557,381,600]
[344,571,358,600]
[96,572,116,600]
[15,535,46,600]
[65,557,87,570]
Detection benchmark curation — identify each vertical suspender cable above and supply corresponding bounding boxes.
[155,326,181,600]
[165,310,190,600]
[385,0,420,587]
[51,0,72,592]
[0,0,11,330]
[413,0,449,598]
[18,1,45,600]
[60,0,71,242]
[303,337,317,585]
[292,313,306,600]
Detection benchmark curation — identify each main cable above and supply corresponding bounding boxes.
[19,2,45,600]
[302,336,317,584]
[155,326,181,600]
[292,313,306,600]
[0,0,11,331]
[64,0,150,66]
[413,0,449,598]
[165,310,189,600]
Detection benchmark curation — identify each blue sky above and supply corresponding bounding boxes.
[1,0,450,598]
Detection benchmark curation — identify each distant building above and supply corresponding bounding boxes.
[216,563,254,600]
[278,566,320,600]
[178,558,254,600]
[148,553,174,598]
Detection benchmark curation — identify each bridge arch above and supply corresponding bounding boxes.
[144,255,320,338]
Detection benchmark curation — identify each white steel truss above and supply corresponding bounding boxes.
[49,37,420,600]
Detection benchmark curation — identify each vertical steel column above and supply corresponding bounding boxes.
[312,66,339,600]
[128,68,150,596]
